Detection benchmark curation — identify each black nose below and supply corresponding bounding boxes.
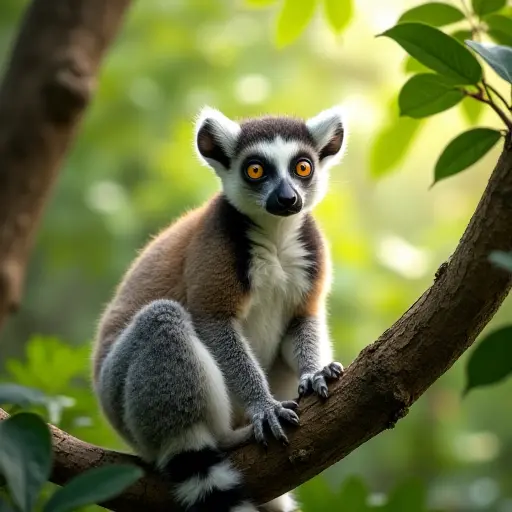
[276,181,297,208]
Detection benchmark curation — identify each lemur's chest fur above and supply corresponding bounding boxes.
[240,219,312,370]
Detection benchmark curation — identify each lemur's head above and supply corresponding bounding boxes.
[195,107,346,220]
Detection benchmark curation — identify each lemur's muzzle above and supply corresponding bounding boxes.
[266,180,303,216]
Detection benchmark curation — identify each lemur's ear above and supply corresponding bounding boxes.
[306,106,346,165]
[195,107,241,171]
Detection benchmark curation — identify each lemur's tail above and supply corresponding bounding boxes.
[164,446,257,512]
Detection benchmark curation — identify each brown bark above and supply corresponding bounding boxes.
[1,0,512,510]
[0,0,132,330]
[2,139,512,510]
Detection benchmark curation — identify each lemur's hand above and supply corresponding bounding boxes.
[298,362,344,399]
[248,399,299,446]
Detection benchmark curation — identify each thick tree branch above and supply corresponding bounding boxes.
[1,138,511,510]
[1,0,512,510]
[0,0,132,330]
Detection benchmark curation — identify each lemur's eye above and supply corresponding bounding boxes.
[295,159,313,178]
[246,163,265,180]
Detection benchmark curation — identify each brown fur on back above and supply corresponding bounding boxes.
[92,193,250,382]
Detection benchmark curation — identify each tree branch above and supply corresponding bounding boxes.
[0,0,132,330]
[1,1,512,511]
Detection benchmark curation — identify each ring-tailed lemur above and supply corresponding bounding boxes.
[92,106,347,512]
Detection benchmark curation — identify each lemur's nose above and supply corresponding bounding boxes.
[276,181,297,207]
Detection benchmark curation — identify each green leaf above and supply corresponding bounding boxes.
[486,14,512,46]
[451,29,473,44]
[398,3,465,27]
[399,73,464,118]
[434,128,502,183]
[379,23,483,84]
[489,251,512,272]
[0,497,17,512]
[370,104,424,178]
[459,96,485,124]
[465,326,512,395]
[472,0,507,17]
[0,413,52,512]
[44,464,144,512]
[0,384,47,408]
[324,0,353,34]
[403,56,430,74]
[466,40,512,84]
[383,477,427,511]
[276,0,318,47]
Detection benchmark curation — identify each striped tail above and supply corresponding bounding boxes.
[164,447,257,512]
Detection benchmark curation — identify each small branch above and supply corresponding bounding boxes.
[0,0,133,331]
[466,86,512,131]
[484,82,512,112]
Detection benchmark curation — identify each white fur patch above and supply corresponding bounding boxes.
[195,105,241,171]
[262,492,298,512]
[241,216,312,371]
[306,105,347,169]
[174,460,241,508]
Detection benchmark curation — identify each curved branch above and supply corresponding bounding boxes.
[0,0,132,330]
[1,0,512,510]
[2,140,512,510]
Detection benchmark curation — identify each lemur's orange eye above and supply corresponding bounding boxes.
[295,160,312,178]
[246,163,264,180]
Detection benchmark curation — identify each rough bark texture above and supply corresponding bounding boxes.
[2,140,512,510]
[1,0,512,510]
[0,0,132,330]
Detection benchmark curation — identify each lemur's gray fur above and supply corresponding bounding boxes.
[93,106,347,512]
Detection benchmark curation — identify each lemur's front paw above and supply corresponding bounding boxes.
[298,362,344,399]
[249,399,299,447]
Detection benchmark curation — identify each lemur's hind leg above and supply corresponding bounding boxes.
[97,299,256,512]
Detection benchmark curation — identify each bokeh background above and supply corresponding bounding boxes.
[1,0,511,510]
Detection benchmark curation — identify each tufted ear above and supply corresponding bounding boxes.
[195,106,241,172]
[306,106,346,165]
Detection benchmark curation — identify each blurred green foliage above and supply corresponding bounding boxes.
[1,0,512,511]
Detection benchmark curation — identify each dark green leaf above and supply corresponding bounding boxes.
[451,29,473,44]
[460,96,485,124]
[0,497,17,512]
[403,56,430,74]
[434,128,502,183]
[370,105,424,178]
[398,3,465,27]
[0,413,52,512]
[0,384,47,408]
[465,326,512,395]
[466,40,512,83]
[489,251,512,272]
[472,0,507,17]
[44,464,143,512]
[399,73,464,118]
[338,476,369,512]
[324,0,353,34]
[379,23,482,84]
[383,477,427,511]
[276,0,318,47]
[486,14,512,46]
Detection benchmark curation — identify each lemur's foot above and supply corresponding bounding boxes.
[298,362,344,399]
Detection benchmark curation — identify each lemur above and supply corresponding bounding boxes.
[92,105,346,512]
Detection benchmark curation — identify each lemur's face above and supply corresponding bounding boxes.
[195,107,346,220]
